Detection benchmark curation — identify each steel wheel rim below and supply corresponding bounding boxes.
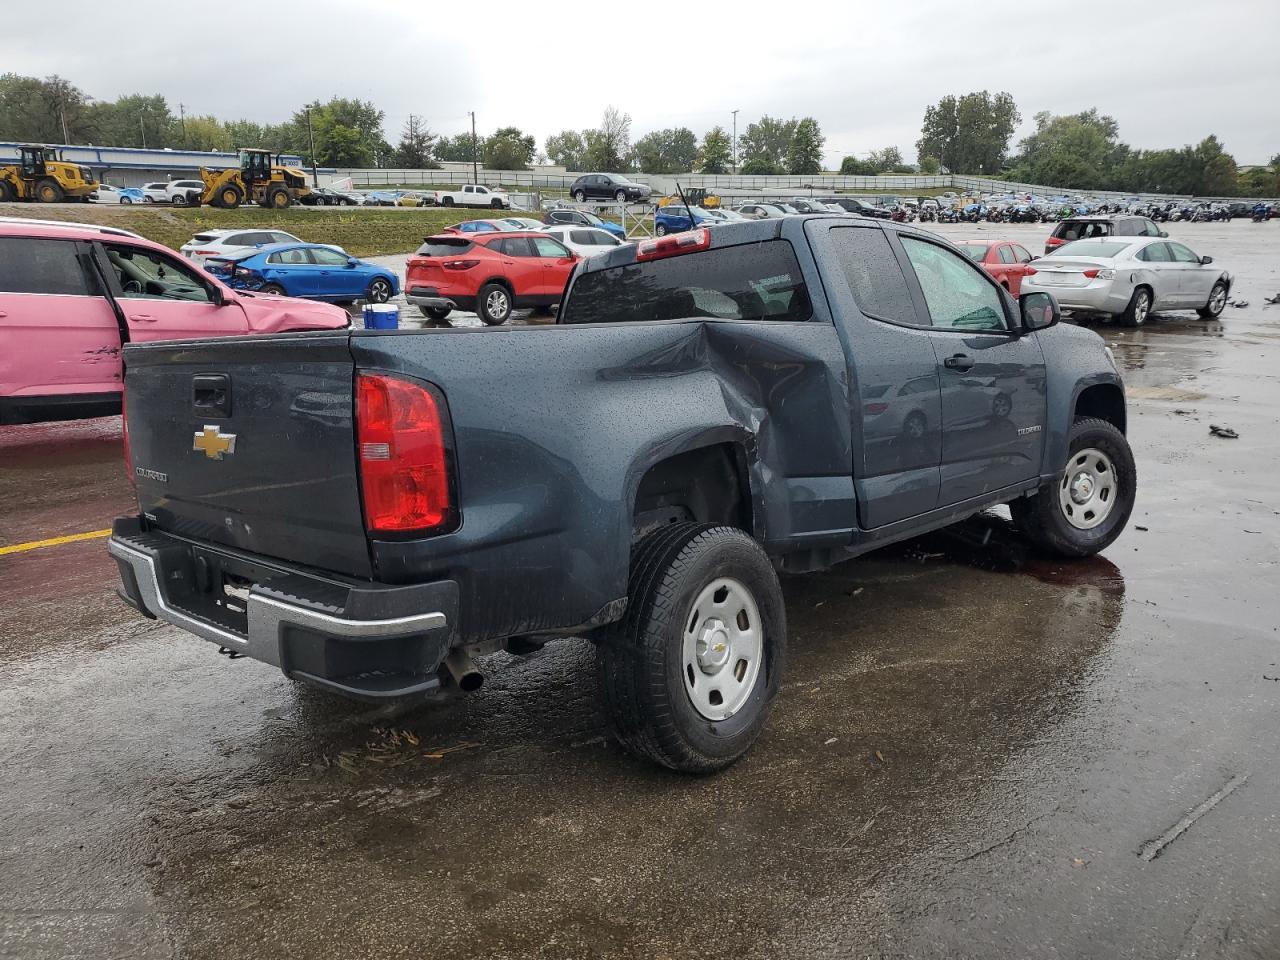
[486,289,508,318]
[1134,292,1150,324]
[1209,285,1227,313]
[1058,447,1118,530]
[681,577,763,721]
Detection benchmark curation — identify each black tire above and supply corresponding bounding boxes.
[1197,280,1228,319]
[120,196,133,205]
[1117,286,1151,327]
[573,190,586,202]
[35,178,64,203]
[478,282,512,325]
[491,198,503,208]
[365,278,393,303]
[615,190,628,203]
[1010,417,1136,558]
[442,196,455,207]
[0,180,16,202]
[143,196,154,203]
[170,193,187,206]
[596,523,785,773]
[259,283,287,296]
[655,223,668,237]
[218,184,243,210]
[903,411,926,440]
[421,306,451,322]
[266,187,290,209]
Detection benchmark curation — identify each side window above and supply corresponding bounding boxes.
[269,232,296,244]
[1137,243,1171,263]
[498,237,534,257]
[105,244,213,303]
[310,248,349,266]
[533,237,571,258]
[1011,244,1033,264]
[0,238,97,296]
[900,236,1007,332]
[570,230,595,245]
[1115,221,1135,236]
[593,231,620,246]
[829,227,920,327]
[1167,242,1200,263]
[996,245,1016,264]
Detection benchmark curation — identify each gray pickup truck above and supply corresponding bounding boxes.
[110,216,1135,772]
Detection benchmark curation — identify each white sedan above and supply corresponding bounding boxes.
[90,185,141,204]
[1022,237,1231,327]
[538,223,626,258]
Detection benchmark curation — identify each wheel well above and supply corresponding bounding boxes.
[1075,384,1126,433]
[480,276,513,294]
[632,444,751,541]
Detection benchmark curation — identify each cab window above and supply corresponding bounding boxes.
[1167,242,1200,263]
[533,237,572,258]
[105,244,213,302]
[0,238,99,296]
[900,236,1007,332]
[310,248,350,266]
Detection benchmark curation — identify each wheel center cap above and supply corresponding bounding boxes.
[1070,473,1094,503]
[696,620,731,673]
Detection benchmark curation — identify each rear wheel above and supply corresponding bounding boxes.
[365,278,392,303]
[170,193,187,206]
[491,198,503,208]
[478,282,512,325]
[0,180,17,202]
[35,178,64,203]
[218,185,243,209]
[1117,286,1151,327]
[260,283,287,296]
[596,523,786,773]
[573,190,586,202]
[1011,417,1136,558]
[421,306,451,322]
[1198,280,1228,319]
[442,196,455,207]
[120,196,133,205]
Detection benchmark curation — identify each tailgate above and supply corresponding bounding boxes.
[123,330,372,578]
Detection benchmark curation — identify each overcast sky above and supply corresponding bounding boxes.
[5,0,1278,164]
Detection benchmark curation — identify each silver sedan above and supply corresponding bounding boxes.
[1022,236,1231,327]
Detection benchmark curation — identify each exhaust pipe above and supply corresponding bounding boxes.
[443,650,484,692]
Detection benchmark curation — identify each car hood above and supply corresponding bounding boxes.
[235,292,350,333]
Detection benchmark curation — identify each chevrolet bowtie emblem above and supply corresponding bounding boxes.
[193,424,237,460]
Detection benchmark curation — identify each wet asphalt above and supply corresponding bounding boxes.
[1,222,1278,960]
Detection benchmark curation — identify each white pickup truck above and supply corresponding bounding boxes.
[428,184,509,209]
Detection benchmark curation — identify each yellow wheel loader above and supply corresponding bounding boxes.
[199,148,313,209]
[0,145,98,203]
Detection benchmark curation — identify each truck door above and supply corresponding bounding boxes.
[895,234,1046,506]
[817,222,942,528]
[0,236,124,410]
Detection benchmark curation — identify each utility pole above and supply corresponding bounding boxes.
[469,111,478,184]
[731,109,739,174]
[139,111,146,150]
[179,102,187,147]
[306,107,319,187]
[59,107,70,145]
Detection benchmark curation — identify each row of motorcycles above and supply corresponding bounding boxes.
[910,198,1276,225]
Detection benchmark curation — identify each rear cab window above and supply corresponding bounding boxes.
[561,239,812,325]
[415,239,476,256]
[0,237,100,296]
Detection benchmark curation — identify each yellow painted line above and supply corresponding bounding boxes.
[0,528,112,557]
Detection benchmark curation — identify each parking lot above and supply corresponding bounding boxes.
[2,220,1278,959]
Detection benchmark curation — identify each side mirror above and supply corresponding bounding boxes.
[1159,230,1169,238]
[1200,255,1213,265]
[347,257,359,267]
[1019,291,1059,333]
[1029,254,1040,261]
[210,284,227,306]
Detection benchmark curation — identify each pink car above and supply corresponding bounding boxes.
[0,219,349,424]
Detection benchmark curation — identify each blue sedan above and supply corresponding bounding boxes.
[654,205,719,236]
[207,243,400,303]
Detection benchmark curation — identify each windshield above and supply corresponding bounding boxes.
[1052,239,1132,258]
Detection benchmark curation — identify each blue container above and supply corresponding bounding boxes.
[363,304,400,330]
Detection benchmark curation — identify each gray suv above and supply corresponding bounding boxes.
[569,173,651,203]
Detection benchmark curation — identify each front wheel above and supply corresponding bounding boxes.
[365,278,393,303]
[615,190,628,203]
[596,523,786,773]
[421,306,451,322]
[655,223,668,237]
[259,283,287,296]
[1011,418,1137,558]
[120,196,133,205]
[1198,280,1228,319]
[478,282,512,325]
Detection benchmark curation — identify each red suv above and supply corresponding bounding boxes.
[405,232,579,325]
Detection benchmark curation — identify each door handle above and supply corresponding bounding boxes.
[131,314,157,322]
[944,354,975,371]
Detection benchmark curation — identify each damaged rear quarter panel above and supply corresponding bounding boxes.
[351,316,854,643]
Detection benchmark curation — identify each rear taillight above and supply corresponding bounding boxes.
[442,259,480,270]
[635,227,711,262]
[1046,237,1064,246]
[356,373,456,535]
[1082,268,1114,280]
[863,402,889,415]
[122,389,134,487]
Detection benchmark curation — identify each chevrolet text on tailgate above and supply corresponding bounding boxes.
[110,216,1135,772]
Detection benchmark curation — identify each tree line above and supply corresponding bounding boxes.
[2,73,1276,195]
